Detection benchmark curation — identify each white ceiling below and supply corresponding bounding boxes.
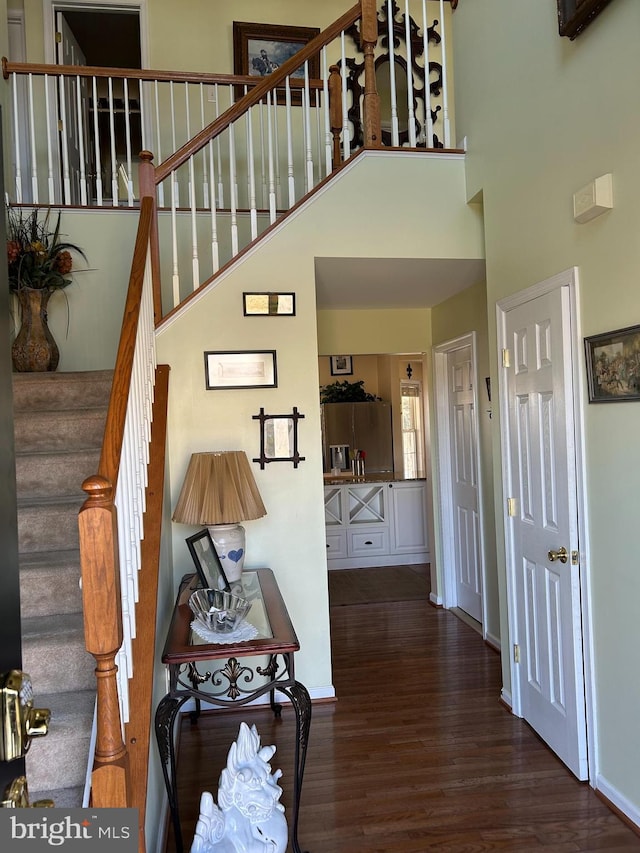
[314,257,486,310]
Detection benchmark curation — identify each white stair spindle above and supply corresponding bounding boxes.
[189,154,200,290]
[139,79,147,153]
[259,99,267,208]
[215,84,224,208]
[171,171,180,307]
[75,75,88,205]
[92,76,103,206]
[199,84,210,209]
[108,77,118,205]
[123,78,134,205]
[421,0,434,148]
[387,0,399,147]
[208,139,220,273]
[272,92,281,209]
[44,75,55,204]
[185,83,192,208]
[303,63,314,192]
[247,105,258,240]
[11,73,22,202]
[229,122,238,256]
[285,77,295,206]
[170,81,179,206]
[58,75,72,205]
[405,1,417,147]
[439,0,451,147]
[322,47,332,178]
[267,91,276,223]
[28,74,38,203]
[154,81,164,207]
[341,31,349,160]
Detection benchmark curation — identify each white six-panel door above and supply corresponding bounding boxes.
[500,281,588,780]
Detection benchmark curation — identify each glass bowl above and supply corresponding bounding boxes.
[188,588,252,634]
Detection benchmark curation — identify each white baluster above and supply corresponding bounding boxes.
[285,77,295,206]
[267,91,276,223]
[123,78,134,205]
[74,75,88,204]
[259,99,267,208]
[44,75,55,204]
[422,0,434,148]
[246,105,258,240]
[304,63,314,192]
[58,75,72,204]
[322,47,332,178]
[139,79,147,152]
[199,83,210,209]
[272,91,281,210]
[184,83,192,207]
[189,154,200,290]
[154,81,164,207]
[215,84,224,208]
[11,74,22,202]
[92,76,103,206]
[208,139,220,273]
[28,74,38,203]
[439,0,451,147]
[170,81,179,206]
[229,123,238,256]
[387,0,399,146]
[405,1,417,147]
[171,171,180,306]
[341,31,349,160]
[108,77,118,205]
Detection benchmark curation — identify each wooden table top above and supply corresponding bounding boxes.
[161,568,300,665]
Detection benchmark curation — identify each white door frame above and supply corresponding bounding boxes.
[433,331,488,634]
[496,267,596,782]
[42,0,149,67]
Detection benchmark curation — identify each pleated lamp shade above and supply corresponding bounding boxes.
[172,451,266,581]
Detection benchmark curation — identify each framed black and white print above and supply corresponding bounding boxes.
[329,355,353,376]
[205,350,277,390]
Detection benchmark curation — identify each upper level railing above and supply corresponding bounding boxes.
[4,1,455,315]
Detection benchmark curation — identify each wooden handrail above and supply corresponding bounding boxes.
[156,3,361,182]
[97,195,153,482]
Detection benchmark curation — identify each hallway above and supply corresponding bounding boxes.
[167,567,640,852]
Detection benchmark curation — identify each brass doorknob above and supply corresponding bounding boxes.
[548,546,568,564]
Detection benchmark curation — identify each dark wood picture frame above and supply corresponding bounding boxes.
[233,21,320,104]
[557,0,614,39]
[205,350,277,390]
[186,529,231,592]
[584,324,640,403]
[330,355,353,376]
[243,292,296,316]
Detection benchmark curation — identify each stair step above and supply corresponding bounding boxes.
[15,448,100,500]
[25,690,95,794]
[27,786,85,809]
[19,550,82,619]
[18,496,84,553]
[21,613,95,695]
[14,407,107,453]
[12,370,113,412]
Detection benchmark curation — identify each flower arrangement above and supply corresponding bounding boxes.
[6,207,86,293]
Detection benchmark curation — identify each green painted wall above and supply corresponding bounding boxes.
[453,0,640,813]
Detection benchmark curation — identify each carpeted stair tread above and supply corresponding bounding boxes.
[12,370,113,411]
[14,407,107,452]
[21,613,95,695]
[19,550,82,619]
[28,786,85,809]
[15,447,100,499]
[17,495,85,553]
[25,690,95,793]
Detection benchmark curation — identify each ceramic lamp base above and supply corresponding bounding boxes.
[208,523,246,582]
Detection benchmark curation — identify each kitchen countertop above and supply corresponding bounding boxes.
[323,472,426,485]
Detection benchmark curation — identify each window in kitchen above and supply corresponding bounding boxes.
[401,382,425,478]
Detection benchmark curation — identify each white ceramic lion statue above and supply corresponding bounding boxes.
[189,722,288,853]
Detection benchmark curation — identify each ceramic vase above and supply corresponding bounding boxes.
[12,288,60,372]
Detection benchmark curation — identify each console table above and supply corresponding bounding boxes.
[155,568,311,853]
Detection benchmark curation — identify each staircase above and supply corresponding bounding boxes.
[13,369,113,806]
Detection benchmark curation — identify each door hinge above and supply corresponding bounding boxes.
[55,31,62,43]
[507,497,517,517]
[57,119,63,132]
[502,347,511,368]
[571,550,579,565]
[513,643,520,663]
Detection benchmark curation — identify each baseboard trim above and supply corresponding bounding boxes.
[429,592,443,607]
[595,773,640,835]
[484,631,501,652]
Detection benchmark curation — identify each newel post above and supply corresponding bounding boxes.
[138,150,162,324]
[79,475,130,808]
[328,65,343,168]
[361,0,381,147]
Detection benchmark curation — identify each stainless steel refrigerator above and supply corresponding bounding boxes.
[321,402,393,473]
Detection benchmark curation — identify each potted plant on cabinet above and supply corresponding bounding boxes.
[7,207,87,372]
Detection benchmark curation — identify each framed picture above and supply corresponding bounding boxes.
[233,21,320,104]
[584,324,640,403]
[557,0,614,39]
[205,350,277,390]
[186,529,231,592]
[243,292,296,316]
[330,355,353,376]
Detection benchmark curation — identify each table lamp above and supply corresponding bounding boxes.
[172,450,266,582]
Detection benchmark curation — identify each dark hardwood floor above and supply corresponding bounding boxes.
[166,567,640,852]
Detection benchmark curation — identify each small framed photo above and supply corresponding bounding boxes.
[584,324,640,403]
[186,529,231,592]
[330,355,353,376]
[205,350,277,390]
[243,292,295,316]
[557,0,614,39]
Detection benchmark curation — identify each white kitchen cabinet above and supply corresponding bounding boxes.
[324,479,429,568]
